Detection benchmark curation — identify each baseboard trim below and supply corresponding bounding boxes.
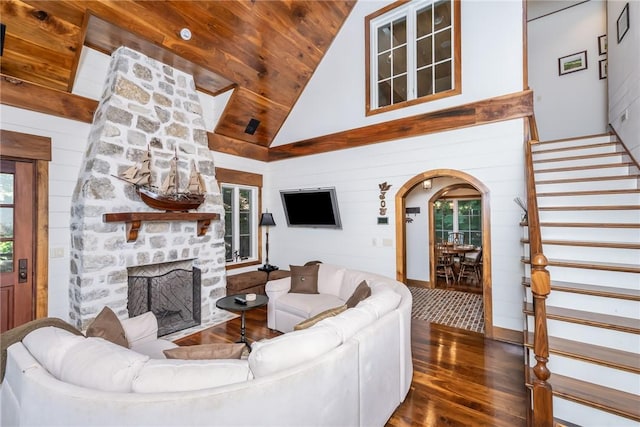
[493,326,523,345]
[406,279,431,288]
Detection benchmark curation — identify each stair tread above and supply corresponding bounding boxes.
[525,368,640,421]
[521,238,640,249]
[524,332,640,373]
[521,257,640,273]
[536,174,640,185]
[523,302,640,334]
[536,222,640,228]
[535,162,635,173]
[522,277,640,300]
[532,141,618,156]
[537,189,640,197]
[533,151,624,164]
[539,205,640,211]
[535,133,613,145]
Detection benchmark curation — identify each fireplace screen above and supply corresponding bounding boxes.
[128,267,201,336]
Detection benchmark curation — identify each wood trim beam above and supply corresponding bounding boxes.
[215,168,263,187]
[0,130,52,161]
[1,74,98,124]
[208,133,270,162]
[269,90,533,161]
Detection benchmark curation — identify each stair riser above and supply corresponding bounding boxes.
[535,165,633,180]
[539,227,640,242]
[552,398,639,427]
[526,351,640,395]
[523,244,640,265]
[538,209,640,222]
[525,288,640,319]
[524,265,639,287]
[532,144,621,161]
[537,193,640,207]
[536,179,640,192]
[525,318,640,353]
[533,136,615,151]
[534,154,627,170]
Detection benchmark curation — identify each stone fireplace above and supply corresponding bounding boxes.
[69,47,228,332]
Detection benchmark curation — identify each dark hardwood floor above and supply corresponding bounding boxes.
[175,307,528,427]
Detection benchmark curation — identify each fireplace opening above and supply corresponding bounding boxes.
[128,264,201,337]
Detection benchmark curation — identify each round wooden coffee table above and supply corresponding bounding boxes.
[216,294,269,349]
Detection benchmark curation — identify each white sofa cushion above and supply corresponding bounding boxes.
[22,327,86,378]
[356,290,402,319]
[315,307,377,342]
[131,338,178,359]
[317,263,346,297]
[58,337,149,392]
[248,326,341,377]
[274,292,345,319]
[339,269,377,301]
[121,311,158,347]
[132,359,253,393]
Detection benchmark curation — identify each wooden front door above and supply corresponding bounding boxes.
[0,159,36,332]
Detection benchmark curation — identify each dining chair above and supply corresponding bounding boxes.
[435,243,455,286]
[458,247,482,286]
[447,232,464,246]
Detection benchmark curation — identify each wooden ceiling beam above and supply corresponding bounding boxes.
[268,90,534,161]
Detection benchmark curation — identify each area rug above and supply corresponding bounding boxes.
[409,287,484,334]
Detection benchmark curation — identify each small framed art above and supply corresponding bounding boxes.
[598,34,607,55]
[617,3,630,43]
[599,59,607,80]
[558,50,588,76]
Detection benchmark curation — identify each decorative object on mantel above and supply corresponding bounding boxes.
[117,147,206,212]
[514,197,528,222]
[378,181,392,224]
[258,212,278,272]
[103,212,219,242]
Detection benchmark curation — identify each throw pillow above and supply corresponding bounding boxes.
[289,264,320,294]
[345,280,371,308]
[293,304,348,331]
[163,343,245,360]
[85,306,128,348]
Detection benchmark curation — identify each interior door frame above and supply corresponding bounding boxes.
[395,169,493,338]
[0,129,51,318]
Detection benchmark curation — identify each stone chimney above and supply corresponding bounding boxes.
[69,47,227,331]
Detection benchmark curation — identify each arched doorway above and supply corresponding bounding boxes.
[395,169,493,338]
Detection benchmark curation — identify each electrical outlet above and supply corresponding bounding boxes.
[621,109,629,122]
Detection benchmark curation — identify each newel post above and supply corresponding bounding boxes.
[530,253,553,427]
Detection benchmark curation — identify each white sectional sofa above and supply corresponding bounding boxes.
[1,265,413,427]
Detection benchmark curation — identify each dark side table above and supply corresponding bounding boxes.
[216,293,269,349]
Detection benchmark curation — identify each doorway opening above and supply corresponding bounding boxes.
[395,169,493,338]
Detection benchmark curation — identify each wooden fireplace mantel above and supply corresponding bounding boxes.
[103,212,220,242]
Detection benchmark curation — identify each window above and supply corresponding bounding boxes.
[366,0,460,114]
[222,184,258,264]
[434,198,482,247]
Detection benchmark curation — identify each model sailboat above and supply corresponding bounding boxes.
[117,148,206,212]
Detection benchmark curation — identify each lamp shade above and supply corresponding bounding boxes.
[259,213,276,227]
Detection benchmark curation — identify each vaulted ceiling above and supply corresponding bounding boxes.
[0,0,356,149]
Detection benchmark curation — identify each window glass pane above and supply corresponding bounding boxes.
[0,173,13,204]
[239,212,250,234]
[435,60,452,92]
[392,17,406,47]
[458,200,482,247]
[416,6,433,38]
[0,241,13,273]
[0,208,13,238]
[434,29,451,62]
[378,53,391,79]
[417,67,433,97]
[434,0,451,32]
[392,75,407,103]
[239,236,250,258]
[377,24,391,53]
[434,200,453,243]
[225,236,233,261]
[239,189,251,212]
[416,36,432,68]
[392,46,407,75]
[378,81,391,107]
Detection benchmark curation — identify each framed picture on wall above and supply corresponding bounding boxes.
[617,3,630,43]
[599,59,607,79]
[598,34,607,55]
[558,51,588,76]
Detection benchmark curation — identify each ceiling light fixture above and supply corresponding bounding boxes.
[180,28,192,41]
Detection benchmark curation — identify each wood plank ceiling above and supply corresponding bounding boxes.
[0,0,356,148]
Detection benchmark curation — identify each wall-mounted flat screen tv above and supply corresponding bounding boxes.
[280,187,342,229]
